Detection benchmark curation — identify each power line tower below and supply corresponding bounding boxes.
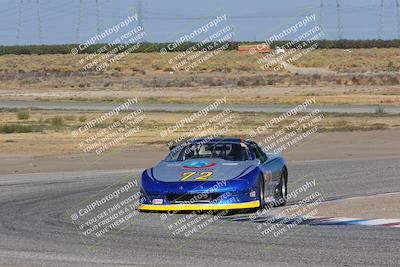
[396,0,400,38]
[76,0,83,43]
[378,0,384,39]
[137,0,145,41]
[320,0,324,27]
[336,0,343,39]
[16,0,23,45]
[96,0,100,34]
[36,0,42,44]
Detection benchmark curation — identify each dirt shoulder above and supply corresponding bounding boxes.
[313,192,400,218]
[1,128,399,175]
[285,128,400,161]
[278,192,400,219]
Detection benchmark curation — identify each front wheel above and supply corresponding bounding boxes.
[275,168,288,206]
[258,174,265,209]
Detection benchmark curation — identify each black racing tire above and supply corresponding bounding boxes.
[258,174,265,209]
[275,168,288,206]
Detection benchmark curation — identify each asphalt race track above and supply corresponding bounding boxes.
[1,156,399,266]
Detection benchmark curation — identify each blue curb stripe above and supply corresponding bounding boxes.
[227,215,400,228]
[314,219,371,226]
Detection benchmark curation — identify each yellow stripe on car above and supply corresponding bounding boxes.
[138,200,260,211]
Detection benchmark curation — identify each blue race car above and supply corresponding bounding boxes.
[138,137,288,212]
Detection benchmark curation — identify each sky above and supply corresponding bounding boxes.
[0,0,399,45]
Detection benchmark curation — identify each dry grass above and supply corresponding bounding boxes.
[1,49,399,74]
[1,49,399,105]
[0,109,399,155]
[0,51,263,75]
[294,48,400,72]
[56,94,399,105]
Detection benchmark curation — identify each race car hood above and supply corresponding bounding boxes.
[151,158,259,182]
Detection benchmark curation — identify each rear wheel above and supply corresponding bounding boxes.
[275,168,288,206]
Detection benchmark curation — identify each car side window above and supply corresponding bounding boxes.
[251,143,268,163]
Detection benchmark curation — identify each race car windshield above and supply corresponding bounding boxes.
[165,142,250,161]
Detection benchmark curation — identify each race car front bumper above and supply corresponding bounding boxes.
[138,200,260,211]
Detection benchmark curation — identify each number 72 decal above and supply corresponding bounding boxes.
[181,171,213,181]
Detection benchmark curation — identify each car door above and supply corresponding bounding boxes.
[251,142,282,197]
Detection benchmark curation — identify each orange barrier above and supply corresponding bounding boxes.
[237,44,272,53]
